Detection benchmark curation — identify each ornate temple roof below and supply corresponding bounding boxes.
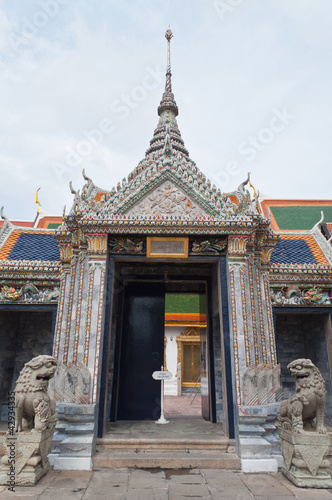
[63,31,263,227]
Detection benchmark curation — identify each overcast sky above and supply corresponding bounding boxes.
[0,0,331,220]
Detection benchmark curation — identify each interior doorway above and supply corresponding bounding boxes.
[109,262,217,425]
[163,294,207,420]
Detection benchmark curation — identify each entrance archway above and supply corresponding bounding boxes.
[106,261,222,427]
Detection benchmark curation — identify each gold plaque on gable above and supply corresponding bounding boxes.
[146,237,189,258]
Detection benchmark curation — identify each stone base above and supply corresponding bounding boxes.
[51,455,92,470]
[0,461,50,487]
[278,428,332,488]
[282,465,332,489]
[49,403,96,472]
[241,458,278,473]
[0,414,57,486]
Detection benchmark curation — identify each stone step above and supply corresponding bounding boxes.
[93,450,240,469]
[239,424,266,437]
[96,437,233,452]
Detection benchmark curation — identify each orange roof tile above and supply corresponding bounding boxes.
[36,216,62,229]
[0,231,21,259]
[0,220,34,228]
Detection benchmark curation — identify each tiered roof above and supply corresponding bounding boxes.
[63,31,262,228]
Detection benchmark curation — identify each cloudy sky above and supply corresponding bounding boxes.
[0,0,331,220]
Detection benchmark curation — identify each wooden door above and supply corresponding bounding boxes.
[117,281,165,420]
[182,343,201,385]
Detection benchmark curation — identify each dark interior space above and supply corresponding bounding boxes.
[275,312,332,425]
[0,309,54,420]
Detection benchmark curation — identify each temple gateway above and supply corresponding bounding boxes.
[0,30,332,472]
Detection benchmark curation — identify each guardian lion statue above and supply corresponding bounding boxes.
[15,355,57,432]
[278,358,326,434]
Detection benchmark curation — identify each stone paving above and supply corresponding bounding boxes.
[164,395,202,419]
[1,467,332,499]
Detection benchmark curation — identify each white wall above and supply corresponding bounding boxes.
[164,326,182,395]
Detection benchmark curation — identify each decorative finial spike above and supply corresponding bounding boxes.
[36,187,41,213]
[165,26,173,42]
[165,27,173,92]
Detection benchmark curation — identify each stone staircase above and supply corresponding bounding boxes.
[93,434,239,469]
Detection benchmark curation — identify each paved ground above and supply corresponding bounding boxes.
[104,417,226,441]
[1,467,332,499]
[164,395,202,418]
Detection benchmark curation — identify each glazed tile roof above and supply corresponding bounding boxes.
[0,230,60,261]
[270,235,329,266]
[260,200,332,231]
[36,216,63,229]
[0,220,34,228]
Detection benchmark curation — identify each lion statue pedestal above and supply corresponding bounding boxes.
[0,355,58,486]
[278,359,332,488]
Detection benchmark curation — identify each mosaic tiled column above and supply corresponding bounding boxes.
[227,235,251,405]
[53,233,108,404]
[78,234,108,404]
[53,233,72,360]
[227,234,278,405]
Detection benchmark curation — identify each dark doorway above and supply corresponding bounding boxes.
[109,262,219,424]
[116,281,165,420]
[275,311,332,425]
[0,308,56,421]
[101,259,232,439]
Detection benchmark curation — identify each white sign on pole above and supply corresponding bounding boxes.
[152,365,172,424]
[152,371,172,380]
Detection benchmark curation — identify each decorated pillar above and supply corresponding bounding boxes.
[227,226,279,406]
[227,234,251,405]
[83,233,108,404]
[52,226,72,361]
[53,222,108,404]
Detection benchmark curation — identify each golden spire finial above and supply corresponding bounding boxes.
[36,187,41,213]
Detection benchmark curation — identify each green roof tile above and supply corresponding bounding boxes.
[165,294,206,314]
[271,206,332,230]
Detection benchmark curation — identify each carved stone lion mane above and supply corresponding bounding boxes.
[278,358,326,434]
[15,355,57,432]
